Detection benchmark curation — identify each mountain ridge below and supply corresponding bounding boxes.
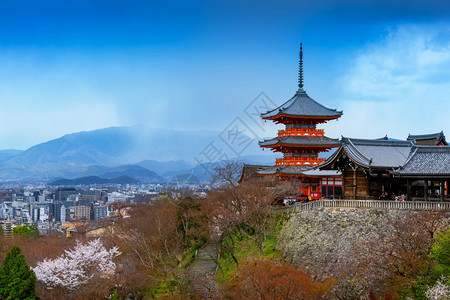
[0,125,275,181]
[49,175,139,186]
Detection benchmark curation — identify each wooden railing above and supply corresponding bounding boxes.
[278,128,325,137]
[273,199,450,214]
[275,157,325,166]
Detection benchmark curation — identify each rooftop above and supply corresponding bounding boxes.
[256,164,341,176]
[261,91,343,120]
[261,44,342,122]
[259,135,340,148]
[239,164,265,182]
[257,165,312,175]
[321,137,415,169]
[407,131,447,146]
[407,131,445,141]
[393,146,450,177]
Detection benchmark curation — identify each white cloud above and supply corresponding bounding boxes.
[331,24,450,140]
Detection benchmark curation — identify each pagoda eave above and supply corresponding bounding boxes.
[262,114,341,124]
[260,144,340,151]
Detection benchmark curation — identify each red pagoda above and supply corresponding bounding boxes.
[257,44,343,199]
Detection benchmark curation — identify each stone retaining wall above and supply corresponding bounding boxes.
[278,208,449,281]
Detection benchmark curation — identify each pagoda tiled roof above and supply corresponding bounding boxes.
[259,135,340,147]
[261,90,343,119]
[320,137,414,169]
[393,146,450,177]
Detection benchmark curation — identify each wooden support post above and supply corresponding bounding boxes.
[366,176,370,199]
[447,180,449,198]
[441,180,445,202]
[407,179,412,201]
[353,168,357,200]
[424,179,428,202]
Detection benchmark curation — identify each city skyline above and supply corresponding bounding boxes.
[0,1,449,149]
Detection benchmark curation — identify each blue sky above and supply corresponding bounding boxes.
[0,0,449,149]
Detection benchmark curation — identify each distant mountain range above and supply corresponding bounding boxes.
[0,126,277,182]
[49,175,139,186]
[73,164,164,182]
[48,154,278,185]
[136,160,193,177]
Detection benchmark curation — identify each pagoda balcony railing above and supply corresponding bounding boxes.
[278,128,324,137]
[275,157,326,166]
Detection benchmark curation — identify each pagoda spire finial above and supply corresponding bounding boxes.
[298,42,304,92]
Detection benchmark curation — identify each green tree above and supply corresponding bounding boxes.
[0,245,38,300]
[13,223,39,236]
[407,227,450,299]
[430,228,450,281]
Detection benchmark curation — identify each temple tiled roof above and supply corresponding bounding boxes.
[407,131,447,146]
[256,164,342,176]
[407,131,445,141]
[239,164,265,182]
[261,91,343,119]
[256,165,311,175]
[259,135,340,147]
[303,169,342,177]
[320,137,414,169]
[393,146,450,177]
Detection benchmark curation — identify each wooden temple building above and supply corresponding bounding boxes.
[319,134,450,201]
[255,44,343,199]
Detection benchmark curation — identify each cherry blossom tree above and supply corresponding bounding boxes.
[425,277,450,300]
[33,239,120,298]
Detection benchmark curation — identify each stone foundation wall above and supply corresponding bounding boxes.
[278,208,448,280]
